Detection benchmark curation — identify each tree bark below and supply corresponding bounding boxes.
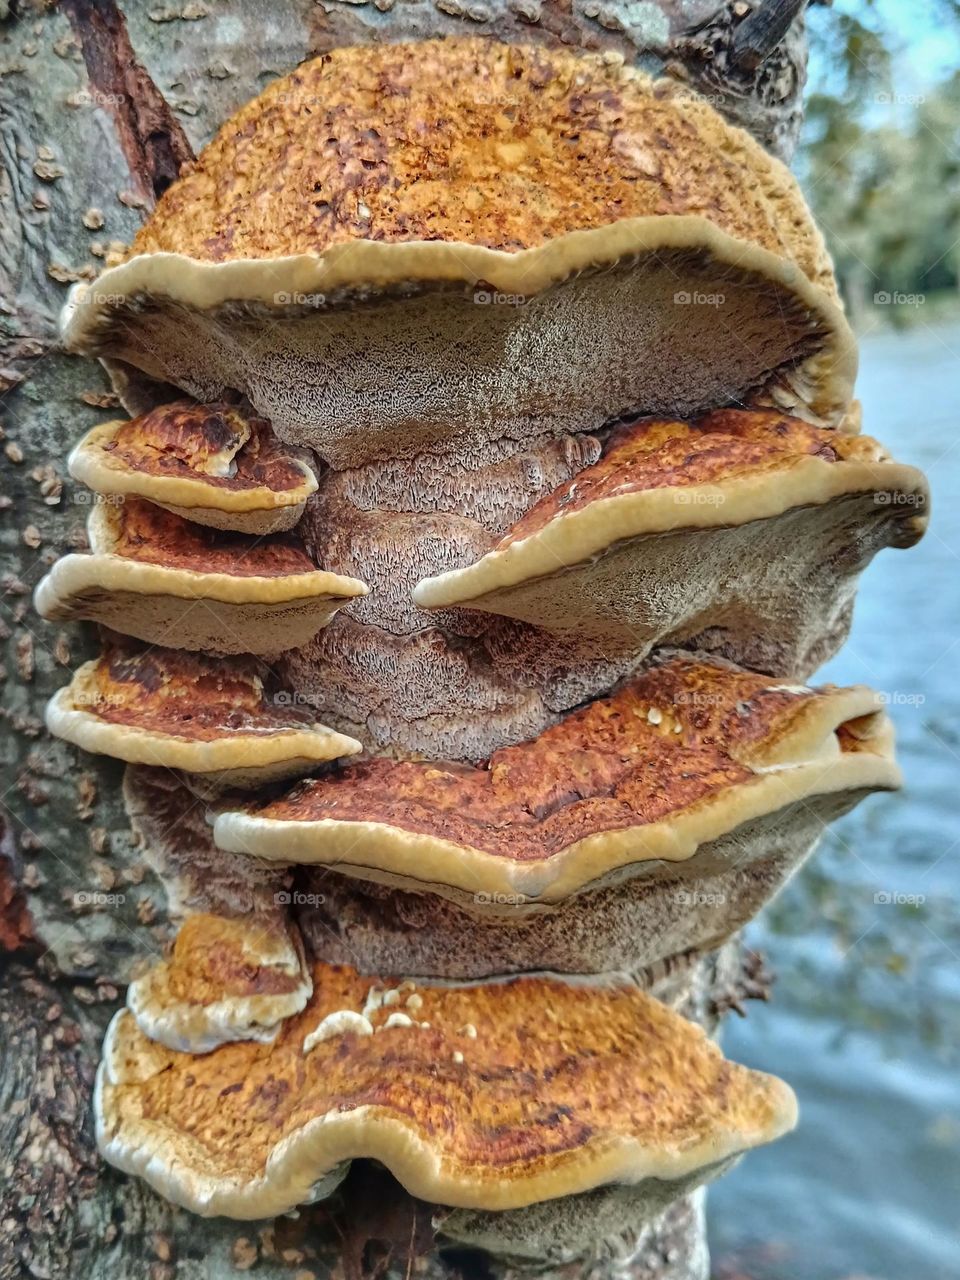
[0,2,808,1277]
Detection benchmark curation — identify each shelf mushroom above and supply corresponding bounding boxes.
[126,914,313,1054]
[97,958,796,1232]
[62,39,856,468]
[46,33,931,1254]
[214,654,899,910]
[45,640,361,789]
[34,498,366,654]
[414,410,928,672]
[68,400,318,534]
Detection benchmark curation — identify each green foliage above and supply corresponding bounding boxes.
[801,4,960,319]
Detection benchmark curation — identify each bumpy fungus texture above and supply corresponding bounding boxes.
[127,914,312,1053]
[63,40,855,453]
[214,655,899,904]
[129,42,833,278]
[33,498,366,654]
[45,641,361,788]
[97,957,797,1219]
[415,409,928,653]
[68,400,318,534]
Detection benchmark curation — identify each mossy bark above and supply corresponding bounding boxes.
[0,2,807,1277]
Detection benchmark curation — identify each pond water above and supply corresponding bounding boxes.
[708,324,960,1278]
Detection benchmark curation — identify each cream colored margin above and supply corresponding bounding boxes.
[127,931,313,1055]
[214,689,899,903]
[45,664,361,775]
[33,500,366,619]
[414,456,929,609]
[61,215,858,423]
[68,420,318,517]
[95,1007,797,1219]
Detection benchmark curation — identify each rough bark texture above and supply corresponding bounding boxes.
[0,2,809,1277]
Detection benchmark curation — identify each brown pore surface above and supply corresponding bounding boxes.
[161,915,306,1005]
[240,657,833,862]
[110,959,790,1187]
[499,409,876,545]
[106,498,316,576]
[71,642,318,741]
[103,400,307,491]
[130,39,833,296]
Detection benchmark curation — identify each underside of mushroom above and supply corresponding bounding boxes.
[36,32,929,1273]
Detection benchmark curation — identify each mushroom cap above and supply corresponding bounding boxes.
[214,655,899,904]
[63,40,855,463]
[128,914,313,1054]
[45,641,361,788]
[68,400,318,534]
[96,957,797,1218]
[413,410,928,667]
[33,498,366,654]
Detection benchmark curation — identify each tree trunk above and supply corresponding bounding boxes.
[0,2,809,1277]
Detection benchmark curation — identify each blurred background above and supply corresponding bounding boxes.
[709,3,960,1276]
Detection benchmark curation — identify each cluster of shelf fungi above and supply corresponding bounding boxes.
[35,37,928,1275]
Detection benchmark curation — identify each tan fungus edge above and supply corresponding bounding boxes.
[33,554,366,616]
[44,676,362,775]
[213,690,898,903]
[61,216,857,421]
[68,420,319,516]
[127,933,313,1055]
[95,1009,797,1218]
[414,456,928,608]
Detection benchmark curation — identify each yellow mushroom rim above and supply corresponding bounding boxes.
[97,957,797,1219]
[413,410,929,614]
[68,401,318,534]
[45,643,361,786]
[33,499,366,655]
[127,915,314,1054]
[62,40,856,429]
[213,656,900,904]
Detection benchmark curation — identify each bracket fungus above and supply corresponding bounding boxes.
[126,914,312,1054]
[34,498,366,654]
[97,959,796,1225]
[45,640,360,789]
[214,655,898,907]
[62,39,856,463]
[35,31,929,1263]
[68,400,318,534]
[415,410,928,672]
